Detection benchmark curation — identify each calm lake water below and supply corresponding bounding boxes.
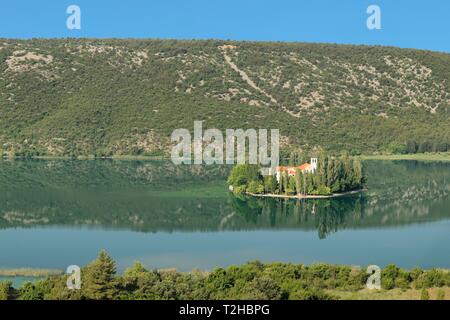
[0,276,41,288]
[0,160,449,276]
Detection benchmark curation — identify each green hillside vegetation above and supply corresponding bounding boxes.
[1,251,449,300]
[0,39,449,157]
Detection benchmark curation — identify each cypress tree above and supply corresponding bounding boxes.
[295,169,303,195]
[278,171,284,194]
[288,176,296,195]
[283,172,289,195]
[352,159,363,189]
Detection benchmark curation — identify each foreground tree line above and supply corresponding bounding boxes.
[228,152,366,196]
[0,251,448,300]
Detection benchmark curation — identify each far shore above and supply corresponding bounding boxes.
[1,155,167,161]
[1,152,449,162]
[246,189,367,200]
[361,152,450,162]
[0,268,63,277]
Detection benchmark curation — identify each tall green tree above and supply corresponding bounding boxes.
[264,176,277,194]
[317,151,328,187]
[82,250,119,300]
[288,176,296,195]
[340,153,354,191]
[294,169,303,194]
[352,159,363,189]
[282,172,289,195]
[227,164,262,188]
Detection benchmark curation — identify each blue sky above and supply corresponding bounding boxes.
[0,0,448,52]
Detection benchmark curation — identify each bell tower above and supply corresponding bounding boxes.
[311,158,318,171]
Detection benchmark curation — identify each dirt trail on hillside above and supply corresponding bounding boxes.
[220,46,299,117]
[222,50,278,104]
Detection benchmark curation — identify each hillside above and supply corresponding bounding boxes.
[0,39,449,157]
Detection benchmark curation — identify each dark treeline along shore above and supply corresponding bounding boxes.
[1,251,449,300]
[0,159,448,238]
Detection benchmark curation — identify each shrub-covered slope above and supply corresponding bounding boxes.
[0,39,449,157]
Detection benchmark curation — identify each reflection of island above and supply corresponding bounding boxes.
[229,195,368,239]
[0,160,448,238]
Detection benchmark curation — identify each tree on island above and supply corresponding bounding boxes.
[228,151,366,196]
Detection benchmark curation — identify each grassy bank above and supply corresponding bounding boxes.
[329,287,450,300]
[361,152,450,162]
[0,268,63,277]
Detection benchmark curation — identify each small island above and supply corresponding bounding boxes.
[228,152,367,198]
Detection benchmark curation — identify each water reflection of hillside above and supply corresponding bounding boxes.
[0,159,230,191]
[363,161,449,224]
[0,160,448,238]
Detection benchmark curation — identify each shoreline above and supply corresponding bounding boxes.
[246,189,367,199]
[1,152,449,162]
[0,268,63,277]
[360,153,450,162]
[1,155,168,161]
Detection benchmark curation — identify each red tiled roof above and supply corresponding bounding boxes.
[276,163,311,172]
[298,163,311,170]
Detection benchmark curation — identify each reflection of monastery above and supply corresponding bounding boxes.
[275,158,318,183]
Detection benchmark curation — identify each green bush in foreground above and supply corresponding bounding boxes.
[0,281,13,300]
[2,251,449,300]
